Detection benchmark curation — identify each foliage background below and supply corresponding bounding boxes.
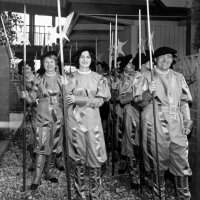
[0,12,23,46]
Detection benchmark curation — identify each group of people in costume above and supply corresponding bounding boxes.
[16,45,193,200]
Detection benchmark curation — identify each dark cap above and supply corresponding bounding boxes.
[119,54,132,71]
[154,47,177,58]
[132,50,151,71]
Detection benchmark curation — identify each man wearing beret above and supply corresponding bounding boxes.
[134,47,193,199]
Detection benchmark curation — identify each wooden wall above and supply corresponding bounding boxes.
[99,20,187,63]
[0,46,10,123]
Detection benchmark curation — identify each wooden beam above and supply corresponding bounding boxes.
[73,23,125,31]
[68,0,154,6]
[70,3,188,17]
[81,15,134,25]
[70,34,109,41]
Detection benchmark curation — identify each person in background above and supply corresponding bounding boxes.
[16,59,37,172]
[108,56,124,164]
[116,55,141,189]
[63,46,111,200]
[133,50,151,74]
[96,61,110,175]
[96,61,109,76]
[134,47,193,199]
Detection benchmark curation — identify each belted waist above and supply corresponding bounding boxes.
[39,96,62,105]
[158,105,180,115]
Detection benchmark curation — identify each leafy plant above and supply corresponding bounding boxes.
[0,12,23,46]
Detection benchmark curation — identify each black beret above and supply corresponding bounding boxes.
[117,56,124,63]
[119,54,132,71]
[132,50,151,70]
[154,47,177,58]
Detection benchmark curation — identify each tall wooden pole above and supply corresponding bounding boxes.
[138,9,144,194]
[69,45,72,66]
[22,4,27,192]
[139,9,142,71]
[112,14,118,176]
[146,0,161,199]
[109,23,112,72]
[69,45,72,74]
[114,15,118,71]
[95,37,98,72]
[57,0,71,199]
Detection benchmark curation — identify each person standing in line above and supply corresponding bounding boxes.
[16,59,38,172]
[134,47,193,200]
[109,57,125,165]
[63,47,111,200]
[21,51,65,190]
[116,55,141,185]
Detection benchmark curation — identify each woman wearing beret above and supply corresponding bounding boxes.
[134,47,192,199]
[63,47,111,200]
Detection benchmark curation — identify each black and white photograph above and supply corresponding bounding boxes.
[0,0,199,199]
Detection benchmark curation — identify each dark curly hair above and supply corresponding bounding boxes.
[72,46,96,71]
[17,59,35,75]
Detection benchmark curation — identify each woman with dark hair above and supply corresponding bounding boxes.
[21,51,65,190]
[63,46,111,200]
[73,46,96,71]
[17,59,35,76]
[16,59,37,172]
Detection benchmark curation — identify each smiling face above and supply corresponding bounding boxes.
[125,58,135,74]
[79,51,92,70]
[25,65,33,78]
[43,56,57,73]
[20,64,34,79]
[155,54,173,71]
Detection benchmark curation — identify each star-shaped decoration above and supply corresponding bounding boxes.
[11,57,22,67]
[46,26,70,46]
[148,31,154,54]
[13,30,30,46]
[138,37,147,54]
[63,12,74,34]
[118,39,127,56]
